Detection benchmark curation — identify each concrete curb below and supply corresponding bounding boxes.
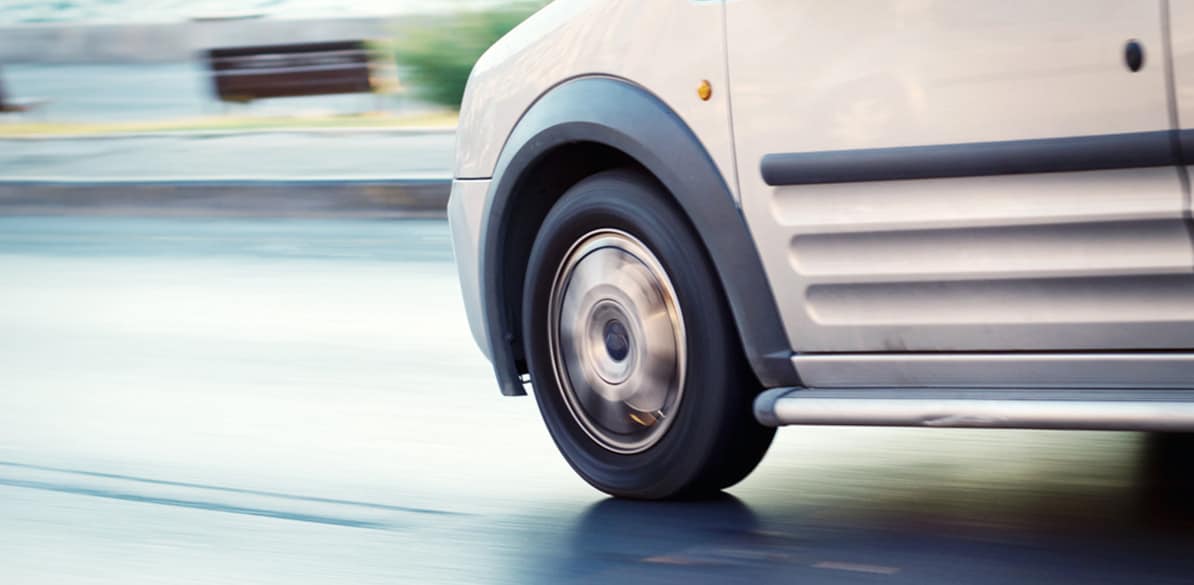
[0,126,457,141]
[0,178,452,218]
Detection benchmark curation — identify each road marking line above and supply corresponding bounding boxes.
[813,561,901,575]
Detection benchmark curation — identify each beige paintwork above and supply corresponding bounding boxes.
[1172,0,1194,220]
[726,0,1194,356]
[455,0,736,192]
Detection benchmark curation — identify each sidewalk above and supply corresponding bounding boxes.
[0,129,455,181]
[0,129,457,217]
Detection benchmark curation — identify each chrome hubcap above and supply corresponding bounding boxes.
[547,229,686,454]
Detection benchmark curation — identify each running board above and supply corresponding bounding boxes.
[754,388,1194,431]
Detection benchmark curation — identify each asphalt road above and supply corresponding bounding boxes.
[2,216,1193,585]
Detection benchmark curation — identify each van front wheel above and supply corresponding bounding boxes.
[521,169,774,500]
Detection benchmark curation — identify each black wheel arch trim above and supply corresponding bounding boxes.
[478,76,799,396]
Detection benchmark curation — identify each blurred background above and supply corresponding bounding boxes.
[2,2,1194,584]
[0,0,534,125]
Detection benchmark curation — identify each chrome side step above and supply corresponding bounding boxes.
[754,388,1194,431]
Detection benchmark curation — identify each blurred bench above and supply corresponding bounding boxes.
[205,40,377,103]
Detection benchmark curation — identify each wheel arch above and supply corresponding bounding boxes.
[479,76,799,396]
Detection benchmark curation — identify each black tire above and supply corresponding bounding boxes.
[521,168,774,499]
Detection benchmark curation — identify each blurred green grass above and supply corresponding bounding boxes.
[387,1,548,108]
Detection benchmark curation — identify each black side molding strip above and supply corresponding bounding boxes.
[761,130,1180,187]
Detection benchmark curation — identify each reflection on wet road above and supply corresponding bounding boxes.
[0,217,1191,584]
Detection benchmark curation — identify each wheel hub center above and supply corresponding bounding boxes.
[603,320,630,362]
[586,301,636,389]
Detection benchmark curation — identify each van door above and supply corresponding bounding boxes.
[726,1,1194,358]
[1171,0,1194,224]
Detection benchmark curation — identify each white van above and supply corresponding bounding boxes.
[447,0,1194,499]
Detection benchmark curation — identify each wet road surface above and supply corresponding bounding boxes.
[1,216,1192,584]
